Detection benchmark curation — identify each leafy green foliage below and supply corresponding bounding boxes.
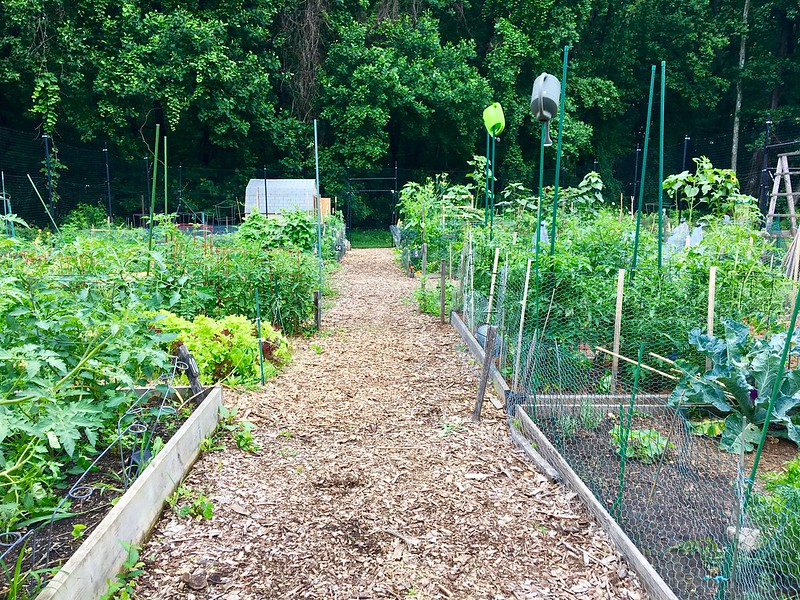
[167,486,214,520]
[413,280,454,317]
[609,425,673,463]
[670,319,800,452]
[663,157,759,225]
[99,541,145,600]
[157,312,290,386]
[747,455,800,589]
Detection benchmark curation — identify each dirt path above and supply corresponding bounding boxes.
[135,248,643,600]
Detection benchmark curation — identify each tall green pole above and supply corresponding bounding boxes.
[484,131,490,226]
[147,123,161,259]
[490,133,496,239]
[163,135,168,215]
[716,285,800,599]
[549,46,570,256]
[535,122,546,324]
[631,66,656,273]
[657,61,666,270]
[255,288,266,386]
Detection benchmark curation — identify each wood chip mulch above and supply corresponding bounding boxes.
[134,248,645,600]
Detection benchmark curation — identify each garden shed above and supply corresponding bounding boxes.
[244,179,319,217]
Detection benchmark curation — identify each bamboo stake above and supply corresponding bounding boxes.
[513,258,533,391]
[421,243,428,290]
[147,123,161,266]
[486,247,501,322]
[707,266,717,371]
[596,346,677,382]
[611,269,626,392]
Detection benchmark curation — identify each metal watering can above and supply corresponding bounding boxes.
[531,72,561,146]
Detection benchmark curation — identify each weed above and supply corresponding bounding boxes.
[278,429,294,439]
[200,436,225,453]
[579,398,603,430]
[309,342,323,355]
[71,524,87,540]
[167,485,214,520]
[278,447,299,458]
[99,541,145,600]
[439,420,464,436]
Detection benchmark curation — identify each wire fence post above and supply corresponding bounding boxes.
[611,269,626,393]
[439,259,446,324]
[513,258,533,391]
[706,266,717,371]
[632,65,657,274]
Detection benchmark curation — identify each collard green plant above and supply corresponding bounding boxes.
[670,319,800,453]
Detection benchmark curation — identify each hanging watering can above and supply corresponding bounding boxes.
[531,73,561,146]
[482,102,505,136]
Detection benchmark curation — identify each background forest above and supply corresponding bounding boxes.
[0,0,798,226]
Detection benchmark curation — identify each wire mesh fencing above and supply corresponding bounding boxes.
[455,235,800,600]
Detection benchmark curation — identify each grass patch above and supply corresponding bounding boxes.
[349,228,393,248]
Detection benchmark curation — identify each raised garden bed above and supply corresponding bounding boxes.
[33,385,222,600]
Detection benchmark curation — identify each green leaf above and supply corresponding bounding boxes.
[720,415,760,453]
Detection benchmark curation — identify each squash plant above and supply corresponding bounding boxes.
[669,319,800,453]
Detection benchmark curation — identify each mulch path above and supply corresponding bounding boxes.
[134,248,644,600]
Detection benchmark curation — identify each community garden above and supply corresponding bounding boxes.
[397,149,800,598]
[0,207,345,597]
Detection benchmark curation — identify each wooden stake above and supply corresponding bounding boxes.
[597,346,677,381]
[513,258,533,391]
[707,266,717,371]
[421,243,428,290]
[473,325,497,422]
[439,259,446,324]
[486,247,501,322]
[611,269,626,392]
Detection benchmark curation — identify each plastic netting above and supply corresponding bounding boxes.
[453,236,800,600]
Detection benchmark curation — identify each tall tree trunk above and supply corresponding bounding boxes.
[731,0,750,173]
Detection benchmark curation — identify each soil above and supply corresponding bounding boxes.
[542,410,800,600]
[133,249,646,600]
[0,394,187,597]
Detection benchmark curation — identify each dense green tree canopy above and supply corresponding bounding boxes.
[0,0,797,221]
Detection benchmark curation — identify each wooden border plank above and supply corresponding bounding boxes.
[515,406,680,600]
[37,385,224,600]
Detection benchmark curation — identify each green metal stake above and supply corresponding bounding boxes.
[2,171,14,237]
[490,133,496,239]
[163,135,168,215]
[484,131,490,226]
[631,66,656,274]
[716,285,800,599]
[147,123,161,267]
[657,61,666,270]
[612,343,645,519]
[549,45,570,256]
[255,288,266,386]
[534,122,546,326]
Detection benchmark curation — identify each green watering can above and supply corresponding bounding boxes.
[482,102,505,136]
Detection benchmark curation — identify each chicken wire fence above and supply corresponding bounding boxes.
[453,238,800,600]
